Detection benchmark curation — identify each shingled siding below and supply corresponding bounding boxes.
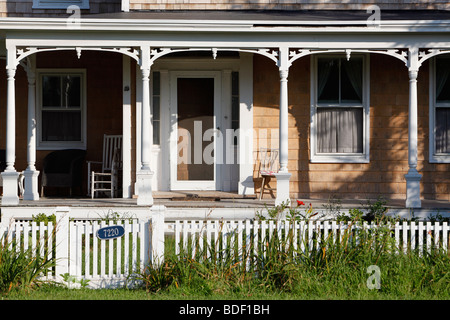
[0,0,120,17]
[253,53,450,202]
[129,0,450,11]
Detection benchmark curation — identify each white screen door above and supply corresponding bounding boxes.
[170,71,221,190]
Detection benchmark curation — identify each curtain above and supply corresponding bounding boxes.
[317,58,334,99]
[342,58,363,101]
[436,108,450,153]
[317,108,363,153]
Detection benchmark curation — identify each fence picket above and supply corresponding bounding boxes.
[85,223,90,278]
[410,221,416,252]
[100,221,106,277]
[93,221,99,277]
[444,222,449,253]
[116,222,122,276]
[418,221,424,255]
[402,221,408,254]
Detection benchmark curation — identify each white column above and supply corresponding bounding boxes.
[122,55,132,198]
[1,62,19,205]
[23,56,40,201]
[274,47,291,206]
[405,68,422,208]
[136,46,154,206]
[238,52,255,195]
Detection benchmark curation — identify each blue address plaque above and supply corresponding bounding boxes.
[96,225,125,240]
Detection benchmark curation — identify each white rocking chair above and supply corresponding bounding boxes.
[87,134,122,198]
[258,148,279,200]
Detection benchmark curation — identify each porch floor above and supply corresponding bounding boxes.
[10,191,450,210]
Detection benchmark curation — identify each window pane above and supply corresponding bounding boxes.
[316,107,363,153]
[232,71,239,96]
[153,120,160,145]
[231,72,240,145]
[62,75,81,108]
[317,58,339,103]
[42,76,62,107]
[152,72,161,145]
[436,108,450,153]
[436,57,450,103]
[153,72,160,95]
[341,58,363,103]
[42,111,81,141]
[152,96,160,121]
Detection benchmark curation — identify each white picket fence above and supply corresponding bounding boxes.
[0,208,165,289]
[1,212,449,288]
[172,219,450,262]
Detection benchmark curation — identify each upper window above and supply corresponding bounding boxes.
[37,70,86,150]
[311,55,369,163]
[32,0,89,9]
[430,56,450,162]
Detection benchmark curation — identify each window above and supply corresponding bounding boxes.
[37,70,86,150]
[231,71,239,145]
[430,56,450,162]
[32,0,89,9]
[311,55,369,163]
[152,71,161,145]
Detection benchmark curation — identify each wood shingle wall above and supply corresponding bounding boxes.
[129,0,450,12]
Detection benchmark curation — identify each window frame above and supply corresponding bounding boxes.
[429,56,450,163]
[32,0,89,9]
[36,69,87,150]
[310,54,370,163]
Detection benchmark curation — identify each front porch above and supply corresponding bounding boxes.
[2,12,450,213]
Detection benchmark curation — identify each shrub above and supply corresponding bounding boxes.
[0,235,55,295]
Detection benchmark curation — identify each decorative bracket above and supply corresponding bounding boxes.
[14,46,141,67]
[418,48,450,67]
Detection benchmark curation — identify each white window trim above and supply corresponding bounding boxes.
[36,69,87,150]
[429,57,450,163]
[33,0,89,9]
[310,54,370,163]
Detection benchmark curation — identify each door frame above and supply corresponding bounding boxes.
[169,70,222,190]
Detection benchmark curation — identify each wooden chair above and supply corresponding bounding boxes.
[87,134,122,198]
[40,149,86,197]
[258,148,279,200]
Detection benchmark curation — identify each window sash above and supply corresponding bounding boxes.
[312,54,368,163]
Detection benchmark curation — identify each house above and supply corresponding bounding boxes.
[0,0,450,214]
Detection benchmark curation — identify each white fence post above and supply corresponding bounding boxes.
[54,207,70,280]
[150,205,165,267]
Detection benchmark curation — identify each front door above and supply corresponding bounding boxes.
[170,72,221,190]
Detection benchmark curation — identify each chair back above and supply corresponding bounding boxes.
[259,148,279,175]
[102,134,122,172]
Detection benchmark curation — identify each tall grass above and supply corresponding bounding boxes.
[135,211,450,299]
[0,233,56,295]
